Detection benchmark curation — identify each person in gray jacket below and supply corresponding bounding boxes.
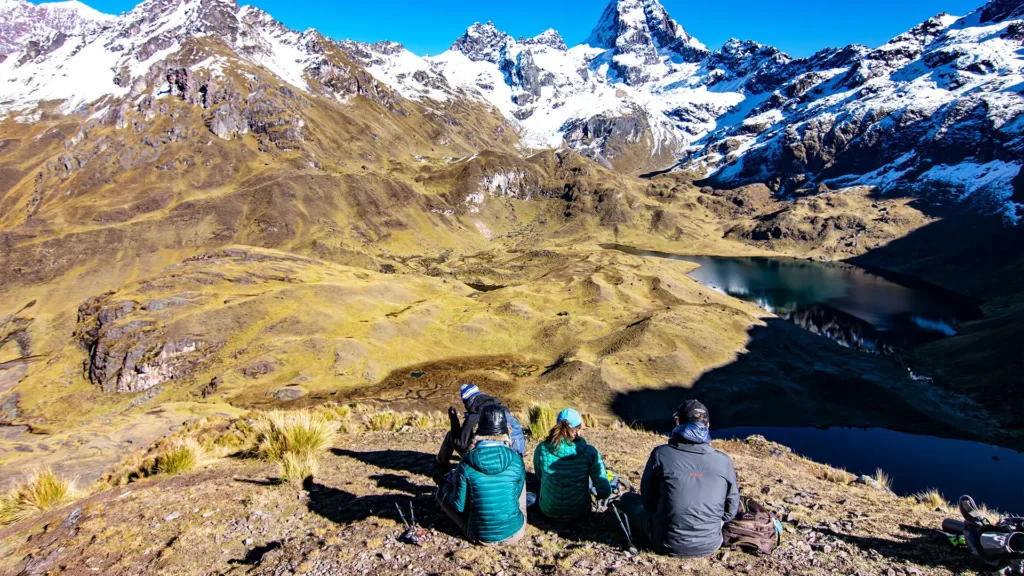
[620,399,740,558]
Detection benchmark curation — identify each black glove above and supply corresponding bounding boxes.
[448,407,461,435]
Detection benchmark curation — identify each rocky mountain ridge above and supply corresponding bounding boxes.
[354,0,1024,221]
[2,0,1021,220]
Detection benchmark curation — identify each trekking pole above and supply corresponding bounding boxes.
[409,502,417,528]
[611,504,639,554]
[395,503,409,528]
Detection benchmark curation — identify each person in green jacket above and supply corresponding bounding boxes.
[437,404,527,544]
[533,408,611,520]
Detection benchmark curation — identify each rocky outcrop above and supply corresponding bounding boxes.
[76,295,217,393]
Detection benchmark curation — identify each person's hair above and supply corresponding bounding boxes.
[545,420,579,447]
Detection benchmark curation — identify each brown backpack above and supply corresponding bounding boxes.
[722,496,781,555]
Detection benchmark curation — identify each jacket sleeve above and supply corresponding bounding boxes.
[447,464,470,513]
[532,445,544,484]
[589,447,612,500]
[453,412,479,454]
[641,449,661,513]
[722,456,740,521]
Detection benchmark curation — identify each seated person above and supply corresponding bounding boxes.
[436,384,526,477]
[619,399,739,558]
[532,408,611,520]
[436,404,527,545]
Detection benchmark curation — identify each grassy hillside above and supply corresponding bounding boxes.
[0,411,991,576]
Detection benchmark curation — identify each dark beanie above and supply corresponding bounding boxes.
[475,405,509,437]
[675,399,709,424]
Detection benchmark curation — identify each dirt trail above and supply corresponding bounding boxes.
[0,429,984,576]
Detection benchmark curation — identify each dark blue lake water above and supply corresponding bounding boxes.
[716,427,1024,514]
[602,246,1016,511]
[604,246,981,353]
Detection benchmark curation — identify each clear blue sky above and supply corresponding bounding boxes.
[81,0,986,57]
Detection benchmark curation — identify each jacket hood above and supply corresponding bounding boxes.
[541,436,588,458]
[464,441,516,475]
[465,393,499,412]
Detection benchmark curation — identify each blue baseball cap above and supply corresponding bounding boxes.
[557,408,583,428]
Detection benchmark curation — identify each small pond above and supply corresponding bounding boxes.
[716,426,1024,514]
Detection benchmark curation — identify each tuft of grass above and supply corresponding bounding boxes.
[0,469,76,525]
[280,452,319,484]
[581,413,598,428]
[818,465,854,484]
[406,412,432,430]
[912,489,948,510]
[874,468,893,491]
[527,404,556,439]
[367,410,402,432]
[316,402,353,422]
[155,439,203,475]
[255,410,335,461]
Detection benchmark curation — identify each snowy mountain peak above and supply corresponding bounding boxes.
[584,0,708,85]
[0,0,113,56]
[450,21,514,63]
[523,28,566,50]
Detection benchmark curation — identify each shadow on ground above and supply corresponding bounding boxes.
[821,524,979,573]
[331,448,437,477]
[612,318,950,436]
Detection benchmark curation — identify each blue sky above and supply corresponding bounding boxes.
[82,0,986,57]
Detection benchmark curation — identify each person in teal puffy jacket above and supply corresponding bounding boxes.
[437,405,527,544]
[533,408,611,520]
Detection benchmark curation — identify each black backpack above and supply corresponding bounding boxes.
[722,497,782,555]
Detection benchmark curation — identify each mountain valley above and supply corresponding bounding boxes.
[0,0,1022,569]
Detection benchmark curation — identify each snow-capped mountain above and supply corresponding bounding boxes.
[1,0,1021,221]
[0,0,113,57]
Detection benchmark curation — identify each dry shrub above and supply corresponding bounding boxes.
[582,413,599,428]
[0,469,77,526]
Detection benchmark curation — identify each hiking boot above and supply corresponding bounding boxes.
[959,495,991,526]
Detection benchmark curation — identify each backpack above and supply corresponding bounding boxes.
[960,495,1024,570]
[722,496,782,555]
[503,408,527,458]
